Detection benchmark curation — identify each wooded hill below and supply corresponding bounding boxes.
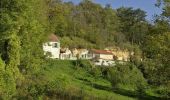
[0,0,170,99]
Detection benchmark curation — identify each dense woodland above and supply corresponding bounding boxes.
[0,0,170,99]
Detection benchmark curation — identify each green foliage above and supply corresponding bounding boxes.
[13,60,135,99]
[0,0,48,99]
[0,0,170,99]
[108,63,147,92]
[130,45,143,66]
[60,36,95,48]
[116,7,148,44]
[5,34,22,80]
[159,0,170,18]
[0,58,16,99]
[142,32,170,86]
[49,0,120,49]
[18,0,49,72]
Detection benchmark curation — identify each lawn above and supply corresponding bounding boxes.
[41,60,137,100]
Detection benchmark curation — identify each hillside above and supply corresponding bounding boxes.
[14,60,162,100]
[0,0,170,99]
[38,60,136,100]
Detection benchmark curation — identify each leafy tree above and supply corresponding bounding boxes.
[116,7,148,44]
[142,32,170,86]
[49,0,121,49]
[157,0,170,18]
[0,0,49,99]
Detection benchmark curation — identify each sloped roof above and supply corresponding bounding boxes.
[49,34,59,42]
[91,49,113,55]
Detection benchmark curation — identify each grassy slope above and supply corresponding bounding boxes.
[42,60,137,100]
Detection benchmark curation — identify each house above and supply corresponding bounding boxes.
[71,48,79,59]
[60,48,92,60]
[90,49,115,66]
[71,48,92,60]
[43,34,60,59]
[90,49,114,60]
[60,48,72,60]
[105,48,133,61]
[89,49,115,66]
[77,49,92,59]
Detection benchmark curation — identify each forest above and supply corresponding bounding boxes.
[0,0,170,99]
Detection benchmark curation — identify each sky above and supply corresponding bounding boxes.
[63,0,163,21]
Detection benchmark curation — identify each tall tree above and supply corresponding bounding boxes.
[116,7,147,44]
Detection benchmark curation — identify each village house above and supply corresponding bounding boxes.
[90,49,114,60]
[74,49,92,59]
[43,34,60,59]
[60,48,72,60]
[105,48,133,61]
[60,48,92,60]
[90,49,115,66]
[42,34,131,66]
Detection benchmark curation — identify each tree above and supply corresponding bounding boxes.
[17,0,49,72]
[116,7,148,44]
[0,0,49,98]
[142,32,170,86]
[157,0,170,20]
[48,0,121,49]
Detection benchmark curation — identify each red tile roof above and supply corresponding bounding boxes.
[91,49,113,55]
[49,34,59,42]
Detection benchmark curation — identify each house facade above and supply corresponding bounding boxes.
[90,49,114,60]
[105,48,133,61]
[60,48,92,60]
[60,48,72,60]
[43,34,60,59]
[90,49,116,66]
[76,49,92,59]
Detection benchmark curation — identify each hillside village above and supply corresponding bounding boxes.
[43,34,134,66]
[1,0,170,99]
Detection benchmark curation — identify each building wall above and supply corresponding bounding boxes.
[99,54,113,60]
[112,51,131,61]
[43,42,60,59]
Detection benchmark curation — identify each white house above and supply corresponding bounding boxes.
[90,49,114,60]
[60,48,92,60]
[43,34,60,59]
[90,49,116,66]
[76,49,92,59]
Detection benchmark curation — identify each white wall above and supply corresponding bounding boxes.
[43,42,60,59]
[99,54,113,60]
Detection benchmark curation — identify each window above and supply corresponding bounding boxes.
[53,43,58,48]
[95,60,100,63]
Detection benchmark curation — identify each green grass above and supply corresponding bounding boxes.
[41,60,137,100]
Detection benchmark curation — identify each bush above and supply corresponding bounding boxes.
[0,58,16,99]
[108,63,147,92]
[156,85,170,98]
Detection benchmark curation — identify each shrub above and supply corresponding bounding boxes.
[0,58,16,99]
[156,84,170,98]
[108,63,147,92]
